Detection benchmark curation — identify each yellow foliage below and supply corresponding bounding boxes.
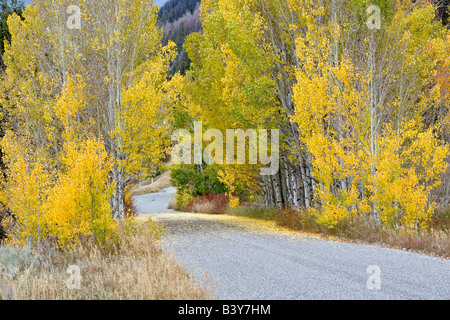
[0,132,51,247]
[119,42,182,179]
[291,0,449,230]
[44,137,116,247]
[0,0,175,243]
[229,195,240,209]
[0,131,116,248]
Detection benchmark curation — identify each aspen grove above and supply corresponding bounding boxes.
[0,0,448,248]
[182,0,449,230]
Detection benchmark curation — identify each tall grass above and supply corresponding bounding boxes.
[0,219,214,300]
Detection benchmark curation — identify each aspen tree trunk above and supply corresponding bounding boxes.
[300,155,311,209]
[279,160,288,205]
[262,176,270,208]
[96,0,127,220]
[259,0,314,209]
[267,176,275,207]
[290,166,299,207]
[284,163,293,206]
[295,168,305,207]
[111,165,125,219]
[272,173,283,208]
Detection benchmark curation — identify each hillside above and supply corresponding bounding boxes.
[158,0,200,24]
[158,0,201,75]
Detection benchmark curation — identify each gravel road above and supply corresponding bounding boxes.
[133,186,176,214]
[133,188,450,300]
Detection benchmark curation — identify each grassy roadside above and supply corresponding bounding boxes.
[226,206,450,259]
[0,219,214,300]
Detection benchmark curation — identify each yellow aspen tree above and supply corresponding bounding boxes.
[44,77,116,247]
[84,0,167,219]
[119,42,183,180]
[1,0,179,224]
[44,136,115,247]
[292,0,449,230]
[0,132,52,247]
[1,74,116,248]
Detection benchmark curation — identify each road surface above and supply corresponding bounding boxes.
[133,188,450,300]
[134,186,176,214]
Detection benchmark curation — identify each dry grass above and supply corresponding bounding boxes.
[191,201,215,214]
[167,197,177,210]
[130,171,172,196]
[0,220,214,300]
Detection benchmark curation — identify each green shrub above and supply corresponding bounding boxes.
[170,164,228,210]
[175,186,195,211]
[170,164,228,197]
